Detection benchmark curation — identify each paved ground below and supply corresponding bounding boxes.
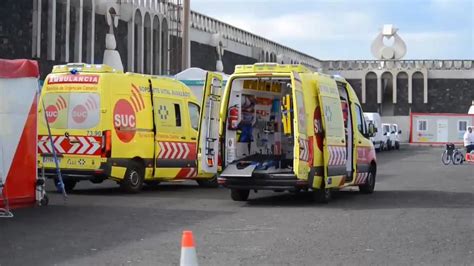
[1,146,473,265]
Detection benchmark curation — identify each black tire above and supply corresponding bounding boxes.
[120,161,144,193]
[230,189,250,201]
[359,167,376,194]
[453,151,463,165]
[63,180,77,193]
[441,151,451,165]
[196,175,218,188]
[312,181,331,203]
[395,142,400,150]
[387,140,392,151]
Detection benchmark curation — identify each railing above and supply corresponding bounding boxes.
[323,60,474,71]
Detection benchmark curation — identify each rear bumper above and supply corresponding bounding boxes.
[218,173,308,190]
[39,163,111,181]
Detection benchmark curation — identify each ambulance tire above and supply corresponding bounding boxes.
[359,167,376,194]
[196,175,218,188]
[120,161,144,193]
[395,142,400,150]
[230,189,250,201]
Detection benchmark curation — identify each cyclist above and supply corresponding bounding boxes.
[463,127,474,153]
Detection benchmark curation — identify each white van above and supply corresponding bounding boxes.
[382,123,396,150]
[364,112,388,151]
[390,124,401,150]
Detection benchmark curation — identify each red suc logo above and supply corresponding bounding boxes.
[45,105,59,123]
[113,99,136,143]
[72,104,88,124]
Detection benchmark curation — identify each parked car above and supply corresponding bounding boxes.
[365,112,388,151]
[391,124,401,150]
[382,123,396,150]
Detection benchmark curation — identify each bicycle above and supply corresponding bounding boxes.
[441,143,464,165]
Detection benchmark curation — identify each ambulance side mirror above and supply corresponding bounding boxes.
[398,130,402,134]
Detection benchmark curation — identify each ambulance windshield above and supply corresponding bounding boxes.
[42,92,101,129]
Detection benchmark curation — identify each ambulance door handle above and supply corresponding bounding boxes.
[191,137,196,140]
[358,141,362,144]
[181,136,186,140]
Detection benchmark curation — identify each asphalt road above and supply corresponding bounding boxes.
[1,146,473,265]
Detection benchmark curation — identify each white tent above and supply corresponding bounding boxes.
[175,68,229,102]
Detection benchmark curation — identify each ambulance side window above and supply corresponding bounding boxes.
[354,104,366,135]
[188,102,200,131]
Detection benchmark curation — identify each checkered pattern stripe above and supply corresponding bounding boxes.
[328,146,347,166]
[354,172,369,185]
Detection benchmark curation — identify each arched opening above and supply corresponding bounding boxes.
[260,51,265,62]
[134,9,143,73]
[144,13,152,74]
[365,72,378,112]
[381,72,394,116]
[412,71,424,111]
[153,16,160,75]
[396,72,409,115]
[265,51,269,62]
[161,18,169,75]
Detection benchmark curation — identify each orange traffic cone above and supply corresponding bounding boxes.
[180,231,198,266]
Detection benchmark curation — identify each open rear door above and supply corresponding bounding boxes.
[317,80,347,188]
[197,72,223,176]
[291,72,310,180]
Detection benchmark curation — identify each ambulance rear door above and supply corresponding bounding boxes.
[197,72,223,176]
[317,80,347,188]
[291,71,310,180]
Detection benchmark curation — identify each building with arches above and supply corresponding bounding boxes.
[0,2,472,124]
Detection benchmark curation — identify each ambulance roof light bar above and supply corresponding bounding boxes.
[52,63,121,74]
[235,63,311,74]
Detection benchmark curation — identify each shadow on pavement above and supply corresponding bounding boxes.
[244,189,473,210]
[0,204,223,266]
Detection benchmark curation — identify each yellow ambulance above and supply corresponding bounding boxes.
[38,63,222,193]
[218,63,377,202]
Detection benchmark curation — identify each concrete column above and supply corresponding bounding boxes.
[32,0,40,57]
[424,72,428,103]
[157,19,162,74]
[150,25,154,75]
[361,74,366,104]
[74,0,83,62]
[377,72,382,104]
[65,0,70,62]
[128,19,135,72]
[139,20,144,73]
[47,0,56,60]
[393,71,397,104]
[408,71,413,104]
[91,0,95,63]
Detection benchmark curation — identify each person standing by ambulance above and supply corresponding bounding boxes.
[463,127,474,153]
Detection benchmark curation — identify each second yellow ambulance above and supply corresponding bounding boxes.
[218,63,377,202]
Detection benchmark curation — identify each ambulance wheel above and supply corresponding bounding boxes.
[395,142,400,150]
[312,186,331,204]
[63,180,77,193]
[231,189,250,201]
[196,175,218,188]
[359,167,376,194]
[120,161,144,193]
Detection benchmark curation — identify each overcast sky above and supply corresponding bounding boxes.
[190,0,474,60]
